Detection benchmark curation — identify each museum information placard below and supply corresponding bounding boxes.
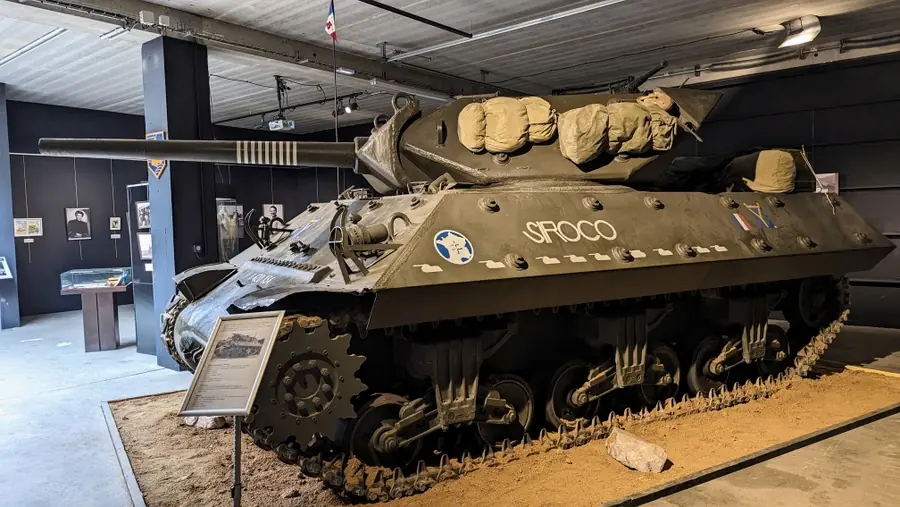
[179,311,285,417]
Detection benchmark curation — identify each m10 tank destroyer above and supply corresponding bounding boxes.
[40,88,894,501]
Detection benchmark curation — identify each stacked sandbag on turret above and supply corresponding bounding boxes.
[457,103,487,152]
[457,89,679,161]
[646,105,678,152]
[606,102,652,156]
[483,97,530,153]
[519,96,557,143]
[557,104,609,164]
[637,88,675,112]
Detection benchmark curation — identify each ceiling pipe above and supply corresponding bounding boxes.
[387,0,628,62]
[219,92,365,124]
[355,0,471,39]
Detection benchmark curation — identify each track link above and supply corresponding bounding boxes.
[292,309,849,502]
[161,293,191,370]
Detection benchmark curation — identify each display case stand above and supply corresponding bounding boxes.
[61,285,129,352]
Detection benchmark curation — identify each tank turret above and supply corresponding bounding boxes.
[37,91,895,503]
[40,88,720,194]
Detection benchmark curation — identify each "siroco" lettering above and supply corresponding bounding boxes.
[522,220,618,244]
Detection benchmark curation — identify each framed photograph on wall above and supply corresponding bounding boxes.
[137,232,152,260]
[0,256,12,280]
[64,208,91,241]
[262,204,284,222]
[13,218,43,237]
[135,201,150,230]
[109,217,122,231]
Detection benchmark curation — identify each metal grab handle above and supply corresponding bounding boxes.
[387,212,412,240]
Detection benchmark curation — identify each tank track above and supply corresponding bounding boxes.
[257,306,850,502]
[161,293,192,370]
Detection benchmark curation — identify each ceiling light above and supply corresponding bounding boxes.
[100,27,128,40]
[0,28,67,68]
[344,99,358,114]
[335,67,356,76]
[779,15,821,48]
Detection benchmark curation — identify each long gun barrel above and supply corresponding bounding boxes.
[37,138,358,167]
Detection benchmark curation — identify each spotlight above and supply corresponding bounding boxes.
[344,99,358,114]
[779,15,821,48]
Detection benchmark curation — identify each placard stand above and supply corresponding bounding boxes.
[233,415,242,507]
[177,310,286,507]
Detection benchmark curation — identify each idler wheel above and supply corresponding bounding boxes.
[345,395,421,469]
[687,337,729,395]
[545,361,599,428]
[640,344,681,405]
[783,276,849,332]
[477,374,534,446]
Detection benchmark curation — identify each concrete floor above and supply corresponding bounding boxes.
[0,310,897,507]
[0,306,191,507]
[648,324,900,507]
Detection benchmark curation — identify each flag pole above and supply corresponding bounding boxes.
[332,30,340,195]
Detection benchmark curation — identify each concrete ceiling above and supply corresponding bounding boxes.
[1,0,899,134]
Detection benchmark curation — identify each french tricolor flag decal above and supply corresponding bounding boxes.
[733,213,752,231]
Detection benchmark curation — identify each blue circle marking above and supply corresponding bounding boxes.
[433,230,474,265]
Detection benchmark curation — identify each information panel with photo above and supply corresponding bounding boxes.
[179,311,285,417]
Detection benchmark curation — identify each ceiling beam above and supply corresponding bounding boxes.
[6,0,518,98]
[643,37,900,89]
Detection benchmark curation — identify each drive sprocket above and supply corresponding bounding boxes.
[246,315,367,454]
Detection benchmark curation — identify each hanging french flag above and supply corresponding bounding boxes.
[325,0,338,42]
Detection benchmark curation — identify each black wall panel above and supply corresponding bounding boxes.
[698,55,900,327]
[840,190,900,234]
[10,155,145,316]
[813,141,900,189]
[812,101,900,146]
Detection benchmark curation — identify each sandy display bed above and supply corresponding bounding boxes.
[109,370,900,507]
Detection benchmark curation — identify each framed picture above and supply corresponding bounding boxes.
[137,232,152,260]
[178,311,285,417]
[262,204,284,222]
[815,173,839,194]
[109,216,122,231]
[135,201,150,229]
[13,218,43,237]
[65,208,91,241]
[0,256,11,280]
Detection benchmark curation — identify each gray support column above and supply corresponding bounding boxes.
[142,37,218,369]
[0,84,20,329]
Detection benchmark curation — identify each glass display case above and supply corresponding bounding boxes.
[60,267,132,292]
